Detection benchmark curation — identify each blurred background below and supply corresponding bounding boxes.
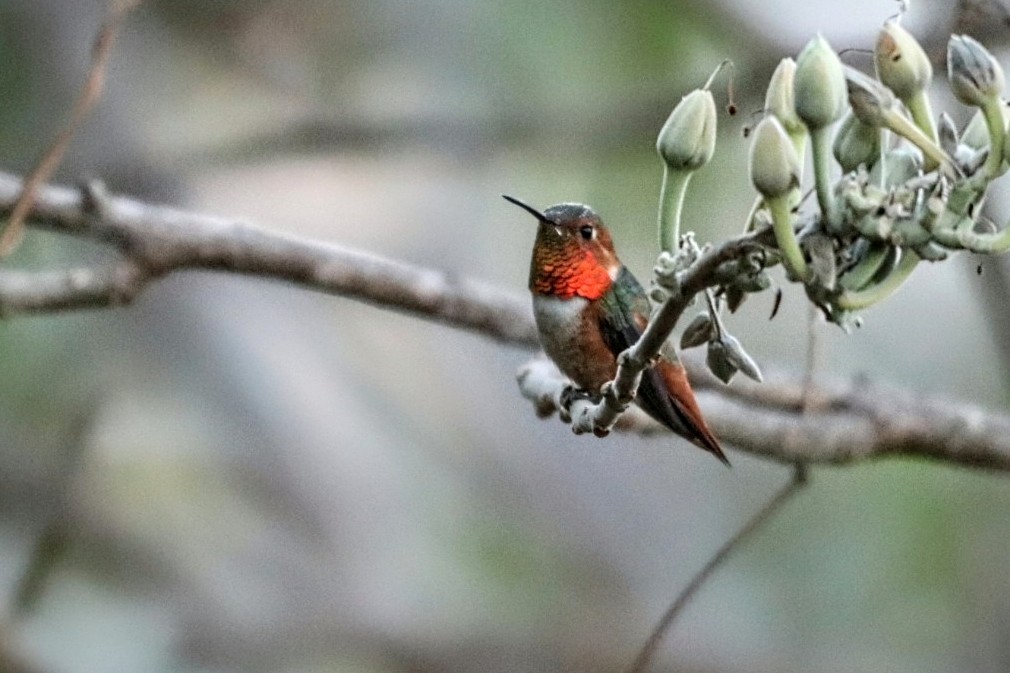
[2,1,1010,671]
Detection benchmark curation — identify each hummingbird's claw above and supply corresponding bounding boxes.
[559,385,594,412]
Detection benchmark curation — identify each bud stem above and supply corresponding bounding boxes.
[767,194,809,281]
[658,166,693,254]
[837,249,919,309]
[904,91,939,170]
[703,288,726,337]
[977,98,1007,184]
[932,217,1010,253]
[881,107,954,174]
[964,224,1010,253]
[838,242,890,291]
[742,195,763,233]
[810,127,839,229]
[787,133,807,212]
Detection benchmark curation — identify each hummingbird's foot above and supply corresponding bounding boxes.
[559,385,596,415]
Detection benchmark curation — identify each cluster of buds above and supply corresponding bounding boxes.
[649,15,1010,385]
[732,20,1010,328]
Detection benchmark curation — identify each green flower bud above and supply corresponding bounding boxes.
[794,34,847,130]
[765,58,804,137]
[845,65,953,172]
[874,20,932,100]
[947,34,1005,107]
[844,66,898,128]
[656,89,717,171]
[749,116,800,199]
[833,111,881,173]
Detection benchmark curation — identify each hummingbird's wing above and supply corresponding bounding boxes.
[598,266,728,465]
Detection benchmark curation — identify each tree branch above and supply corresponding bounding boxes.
[4,171,1010,472]
[520,354,1010,471]
[0,173,538,346]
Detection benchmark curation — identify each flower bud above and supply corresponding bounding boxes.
[656,89,717,171]
[833,111,881,173]
[874,20,932,100]
[794,34,847,130]
[844,66,898,128]
[749,116,800,199]
[845,65,953,172]
[765,58,804,137]
[947,34,1005,107]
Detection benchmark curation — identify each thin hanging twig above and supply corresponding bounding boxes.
[0,0,140,256]
[623,464,807,673]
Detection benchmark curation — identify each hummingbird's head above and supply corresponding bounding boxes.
[503,195,620,300]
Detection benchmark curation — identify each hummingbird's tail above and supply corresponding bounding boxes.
[638,360,730,466]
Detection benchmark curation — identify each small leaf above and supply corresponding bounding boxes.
[769,287,784,320]
[938,111,959,156]
[680,312,715,349]
[721,334,764,382]
[725,286,747,313]
[706,339,738,384]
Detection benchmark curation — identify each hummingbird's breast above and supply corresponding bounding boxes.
[532,294,617,392]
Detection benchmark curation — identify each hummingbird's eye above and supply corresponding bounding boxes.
[579,225,594,240]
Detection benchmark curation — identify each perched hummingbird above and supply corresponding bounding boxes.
[505,195,728,465]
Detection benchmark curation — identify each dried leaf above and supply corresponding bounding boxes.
[680,312,715,349]
[721,334,764,382]
[706,339,738,384]
[725,286,747,313]
[806,233,837,291]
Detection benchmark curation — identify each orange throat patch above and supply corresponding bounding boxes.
[531,248,612,300]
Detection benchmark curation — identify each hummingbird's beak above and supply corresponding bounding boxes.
[502,194,549,223]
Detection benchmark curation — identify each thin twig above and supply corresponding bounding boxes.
[802,302,819,411]
[0,0,140,256]
[623,465,808,673]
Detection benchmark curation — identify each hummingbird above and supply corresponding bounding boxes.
[504,195,728,465]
